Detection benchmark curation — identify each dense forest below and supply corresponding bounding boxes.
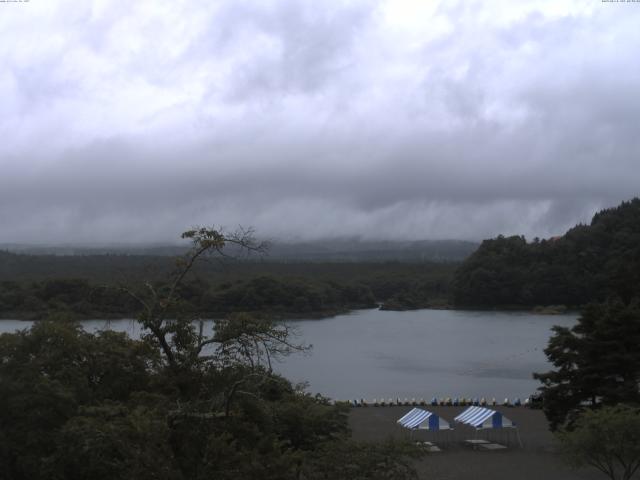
[3,208,640,478]
[4,198,640,317]
[453,198,640,308]
[0,253,456,319]
[0,228,424,480]
[0,318,423,480]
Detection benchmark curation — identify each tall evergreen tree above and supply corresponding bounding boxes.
[453,198,640,308]
[534,299,640,430]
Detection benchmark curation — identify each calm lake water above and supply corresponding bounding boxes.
[0,308,576,401]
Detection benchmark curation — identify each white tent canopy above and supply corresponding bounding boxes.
[454,406,515,429]
[397,408,451,431]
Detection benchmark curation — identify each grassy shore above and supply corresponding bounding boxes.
[349,406,601,480]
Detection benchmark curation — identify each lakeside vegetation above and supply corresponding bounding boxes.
[0,256,455,320]
[453,198,640,309]
[5,198,639,320]
[534,299,640,429]
[0,228,424,480]
[2,198,640,478]
[2,198,638,322]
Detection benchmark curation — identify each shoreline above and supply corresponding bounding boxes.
[0,304,581,322]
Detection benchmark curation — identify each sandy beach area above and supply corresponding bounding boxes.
[349,405,603,480]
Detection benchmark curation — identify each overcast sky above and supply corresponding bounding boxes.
[1,0,639,244]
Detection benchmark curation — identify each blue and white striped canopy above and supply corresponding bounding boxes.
[397,408,451,431]
[454,406,515,429]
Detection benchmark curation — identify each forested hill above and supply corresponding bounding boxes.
[452,198,640,308]
[0,239,468,318]
[0,250,456,319]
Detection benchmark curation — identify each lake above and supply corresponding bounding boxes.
[278,309,577,401]
[0,308,576,401]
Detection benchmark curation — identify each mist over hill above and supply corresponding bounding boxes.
[0,238,477,263]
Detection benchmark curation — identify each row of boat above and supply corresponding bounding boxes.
[340,396,533,407]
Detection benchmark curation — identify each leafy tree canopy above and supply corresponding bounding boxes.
[558,405,640,480]
[0,227,423,480]
[453,198,640,307]
[534,299,640,430]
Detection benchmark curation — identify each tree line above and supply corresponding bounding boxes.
[476,199,640,480]
[453,198,640,308]
[0,258,456,319]
[446,198,640,478]
[0,228,423,480]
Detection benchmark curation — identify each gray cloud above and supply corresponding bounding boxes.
[1,0,639,244]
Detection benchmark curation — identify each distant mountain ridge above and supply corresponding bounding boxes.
[265,239,477,262]
[453,197,640,307]
[1,238,478,262]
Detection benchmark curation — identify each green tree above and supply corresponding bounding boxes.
[45,403,181,480]
[300,439,422,480]
[0,317,159,480]
[122,227,267,374]
[558,405,640,480]
[534,300,640,430]
[0,227,424,480]
[453,197,640,308]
